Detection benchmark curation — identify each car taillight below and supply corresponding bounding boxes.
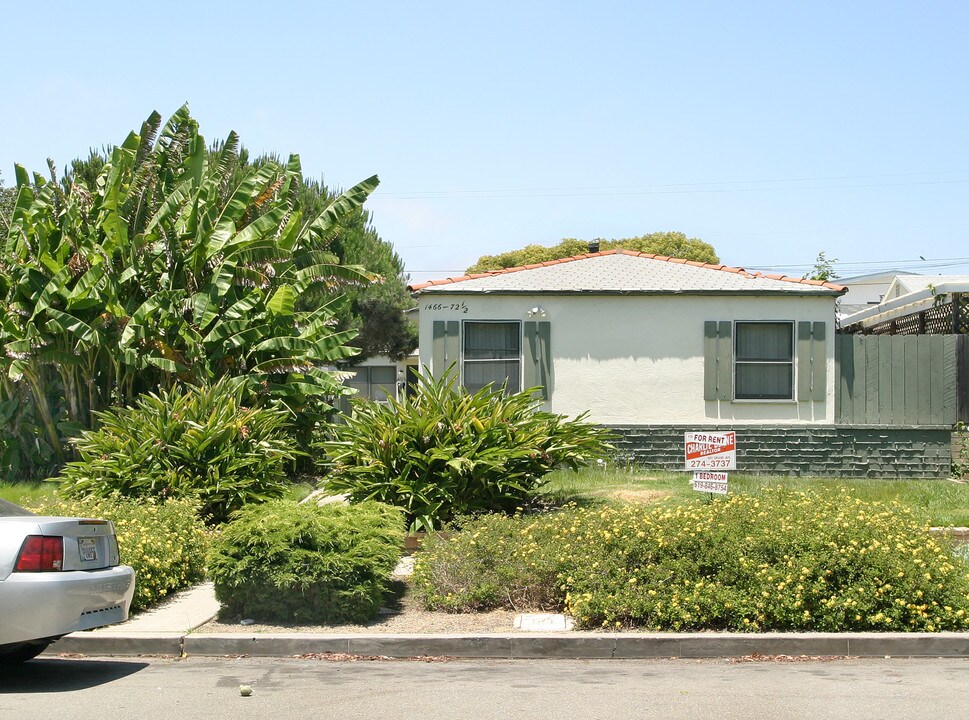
[15,535,64,572]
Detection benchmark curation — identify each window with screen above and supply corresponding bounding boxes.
[462,321,522,394]
[734,321,794,400]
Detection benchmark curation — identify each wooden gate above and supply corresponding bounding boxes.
[835,334,968,425]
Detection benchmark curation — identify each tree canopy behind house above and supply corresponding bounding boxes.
[466,231,719,274]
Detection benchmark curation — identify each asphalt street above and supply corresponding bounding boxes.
[2,656,968,720]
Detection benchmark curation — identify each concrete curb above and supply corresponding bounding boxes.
[50,632,185,657]
[49,631,969,660]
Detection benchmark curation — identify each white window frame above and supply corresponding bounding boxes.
[733,320,795,402]
[461,319,523,394]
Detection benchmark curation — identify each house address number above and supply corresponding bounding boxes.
[423,302,469,313]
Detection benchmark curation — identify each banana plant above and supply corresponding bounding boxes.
[0,106,379,469]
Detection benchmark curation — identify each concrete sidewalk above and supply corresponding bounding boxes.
[44,582,969,660]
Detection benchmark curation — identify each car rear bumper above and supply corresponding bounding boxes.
[0,565,135,645]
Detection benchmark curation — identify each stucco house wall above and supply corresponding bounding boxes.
[409,250,950,477]
[416,292,837,425]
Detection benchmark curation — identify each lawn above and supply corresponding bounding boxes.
[0,480,59,507]
[542,465,969,527]
[4,466,968,528]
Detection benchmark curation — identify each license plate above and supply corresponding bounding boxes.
[79,538,98,562]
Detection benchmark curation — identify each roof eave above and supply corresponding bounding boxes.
[414,288,843,297]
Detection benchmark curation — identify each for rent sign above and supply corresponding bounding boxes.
[684,431,736,470]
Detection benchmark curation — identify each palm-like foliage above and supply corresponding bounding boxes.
[320,370,614,531]
[0,106,378,470]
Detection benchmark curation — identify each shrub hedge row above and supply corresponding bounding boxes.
[414,488,969,632]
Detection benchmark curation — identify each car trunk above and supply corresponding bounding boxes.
[31,518,121,572]
[0,517,121,578]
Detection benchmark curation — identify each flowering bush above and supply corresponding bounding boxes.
[415,488,969,632]
[414,513,566,612]
[30,495,208,612]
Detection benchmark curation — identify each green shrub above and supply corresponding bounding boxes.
[30,495,208,613]
[56,379,299,524]
[415,489,969,632]
[319,372,613,531]
[414,513,568,612]
[208,500,405,624]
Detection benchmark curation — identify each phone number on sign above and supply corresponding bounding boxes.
[687,458,733,468]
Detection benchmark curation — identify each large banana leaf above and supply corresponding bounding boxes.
[305,175,379,242]
[0,106,381,470]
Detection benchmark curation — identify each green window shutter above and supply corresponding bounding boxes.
[797,322,812,402]
[523,321,552,399]
[811,321,827,402]
[797,321,827,402]
[703,321,732,401]
[432,321,460,379]
[703,321,718,400]
[431,321,446,378]
[717,321,732,401]
[446,321,460,377]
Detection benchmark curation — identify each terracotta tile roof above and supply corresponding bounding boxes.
[408,249,847,294]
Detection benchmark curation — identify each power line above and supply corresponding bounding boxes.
[751,257,969,274]
[372,171,969,200]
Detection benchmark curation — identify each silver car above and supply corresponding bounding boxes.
[0,499,135,662]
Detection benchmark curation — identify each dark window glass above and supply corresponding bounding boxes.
[735,322,794,400]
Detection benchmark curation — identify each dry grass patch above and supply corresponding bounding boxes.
[609,489,671,504]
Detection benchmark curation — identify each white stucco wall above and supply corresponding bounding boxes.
[416,292,838,425]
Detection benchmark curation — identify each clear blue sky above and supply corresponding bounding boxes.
[3,1,968,284]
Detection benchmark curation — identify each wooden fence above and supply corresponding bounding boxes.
[835,334,969,425]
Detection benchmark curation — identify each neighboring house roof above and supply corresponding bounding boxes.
[836,270,921,317]
[840,275,969,328]
[409,250,846,296]
[883,274,969,299]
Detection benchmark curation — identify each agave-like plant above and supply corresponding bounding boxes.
[0,105,378,464]
[320,369,614,531]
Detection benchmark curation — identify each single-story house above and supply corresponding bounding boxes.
[408,250,951,477]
